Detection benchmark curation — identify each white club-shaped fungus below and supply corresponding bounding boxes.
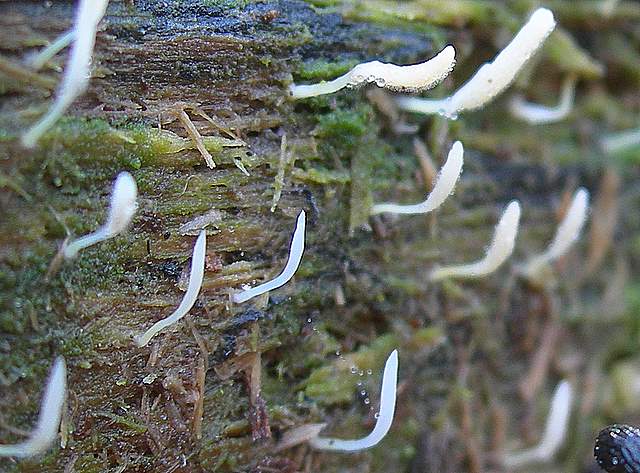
[22,0,110,148]
[395,8,556,119]
[134,230,207,347]
[0,357,66,458]
[63,171,138,259]
[504,380,573,468]
[371,141,464,215]
[522,187,589,277]
[309,350,398,452]
[290,45,456,99]
[430,200,521,281]
[232,210,306,304]
[510,74,577,125]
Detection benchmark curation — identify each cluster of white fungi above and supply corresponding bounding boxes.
[4,2,595,469]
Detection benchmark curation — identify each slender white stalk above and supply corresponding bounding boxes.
[504,381,572,468]
[22,0,109,148]
[601,127,640,154]
[371,141,463,215]
[510,75,576,124]
[309,350,398,452]
[396,8,556,118]
[27,31,75,71]
[0,357,66,458]
[431,201,521,280]
[232,211,306,304]
[134,231,206,347]
[522,188,589,276]
[64,172,138,259]
[290,45,455,99]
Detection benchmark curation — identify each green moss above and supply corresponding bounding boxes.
[294,58,359,81]
[545,29,604,79]
[303,328,443,405]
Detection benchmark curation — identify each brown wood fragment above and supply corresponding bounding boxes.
[584,168,620,278]
[177,108,216,168]
[274,423,326,452]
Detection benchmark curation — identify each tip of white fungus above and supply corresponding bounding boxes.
[0,356,67,458]
[309,349,399,452]
[530,7,555,29]
[105,171,138,236]
[430,200,521,280]
[504,380,572,468]
[370,140,463,215]
[232,210,306,304]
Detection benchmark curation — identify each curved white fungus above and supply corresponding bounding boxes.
[430,200,521,280]
[504,381,573,468]
[22,0,110,148]
[395,8,556,118]
[522,187,589,277]
[232,210,306,304]
[309,350,398,452]
[0,357,66,458]
[600,127,640,154]
[64,171,138,259]
[134,230,207,347]
[371,141,464,215]
[510,74,576,125]
[290,45,456,99]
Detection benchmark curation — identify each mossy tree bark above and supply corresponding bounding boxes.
[1,1,640,472]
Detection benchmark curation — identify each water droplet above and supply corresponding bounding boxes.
[350,367,358,374]
[360,390,366,396]
[335,350,341,356]
[375,77,386,87]
[374,412,380,419]
[359,370,364,376]
[364,398,370,405]
[366,369,372,375]
[306,318,312,323]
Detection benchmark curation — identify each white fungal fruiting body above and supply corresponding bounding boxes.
[371,141,464,215]
[309,350,398,452]
[601,127,640,154]
[523,188,589,276]
[290,45,455,99]
[504,381,572,468]
[134,230,207,347]
[510,75,576,125]
[0,357,66,458]
[232,210,306,304]
[64,171,138,259]
[396,8,556,118]
[430,200,521,280]
[22,0,109,148]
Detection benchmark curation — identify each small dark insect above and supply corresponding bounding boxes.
[594,424,640,472]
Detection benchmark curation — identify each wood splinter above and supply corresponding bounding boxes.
[177,109,216,168]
